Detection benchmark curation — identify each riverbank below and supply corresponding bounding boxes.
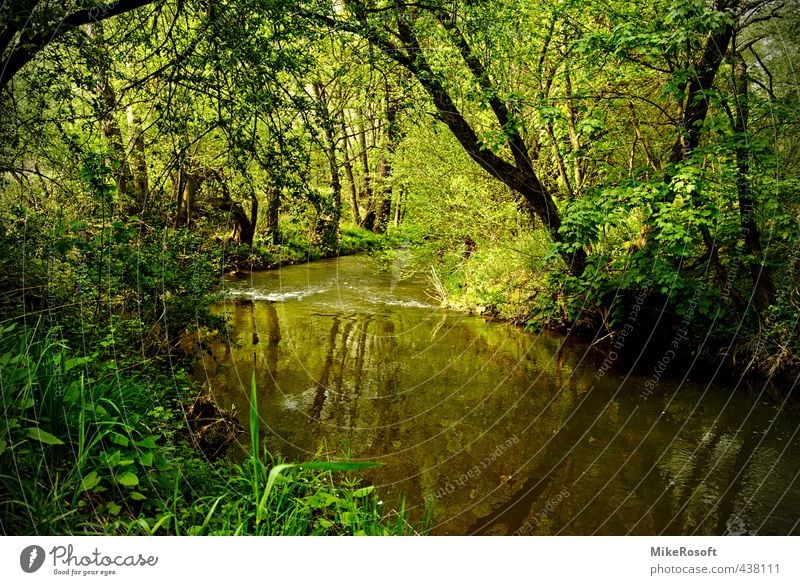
[0,223,421,536]
[413,233,799,397]
[0,321,424,535]
[223,224,401,273]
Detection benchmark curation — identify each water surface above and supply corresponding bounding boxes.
[194,255,800,535]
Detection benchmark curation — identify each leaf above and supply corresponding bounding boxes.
[102,449,121,467]
[129,491,146,501]
[106,501,121,515]
[63,357,89,372]
[351,486,375,498]
[116,471,139,487]
[299,461,383,473]
[135,435,159,449]
[138,451,154,466]
[306,492,342,509]
[153,452,171,471]
[79,471,101,493]
[257,460,383,525]
[26,427,64,445]
[16,397,34,410]
[258,463,295,523]
[110,432,129,447]
[0,438,6,456]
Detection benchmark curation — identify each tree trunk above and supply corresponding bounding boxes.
[88,23,132,203]
[340,117,361,225]
[564,66,583,194]
[357,113,374,228]
[374,154,392,234]
[229,203,254,246]
[389,11,586,275]
[181,173,199,227]
[312,82,342,228]
[126,104,149,215]
[248,190,259,246]
[265,183,280,243]
[174,167,186,227]
[393,186,403,226]
[733,54,774,310]
[660,6,735,285]
[374,89,399,234]
[312,81,341,251]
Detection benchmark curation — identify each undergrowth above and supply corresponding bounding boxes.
[0,322,426,536]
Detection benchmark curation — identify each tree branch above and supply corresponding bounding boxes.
[1,0,157,88]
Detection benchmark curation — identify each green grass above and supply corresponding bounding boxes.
[0,322,427,536]
[337,225,393,255]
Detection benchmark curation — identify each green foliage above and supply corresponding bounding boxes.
[0,323,422,536]
[338,225,393,256]
[0,323,173,533]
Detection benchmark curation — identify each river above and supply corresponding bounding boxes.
[193,254,800,535]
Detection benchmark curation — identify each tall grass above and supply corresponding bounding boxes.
[0,322,427,536]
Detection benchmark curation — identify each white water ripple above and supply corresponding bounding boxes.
[224,286,329,302]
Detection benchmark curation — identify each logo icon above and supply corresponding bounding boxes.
[20,545,45,573]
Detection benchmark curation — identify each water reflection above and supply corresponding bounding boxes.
[194,256,800,535]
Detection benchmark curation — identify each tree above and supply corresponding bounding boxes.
[302,1,588,275]
[0,0,158,89]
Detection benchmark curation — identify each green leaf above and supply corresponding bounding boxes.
[257,460,383,525]
[16,397,34,410]
[102,449,121,466]
[129,491,147,501]
[26,427,64,445]
[153,452,171,471]
[110,432,129,447]
[0,438,6,456]
[299,461,383,473]
[63,357,89,372]
[351,486,375,498]
[135,435,159,449]
[116,471,139,487]
[138,451,154,466]
[306,491,342,509]
[106,501,122,515]
[339,511,358,524]
[79,471,101,493]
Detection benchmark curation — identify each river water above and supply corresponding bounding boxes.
[193,255,800,535]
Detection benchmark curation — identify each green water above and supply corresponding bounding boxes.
[194,255,800,535]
